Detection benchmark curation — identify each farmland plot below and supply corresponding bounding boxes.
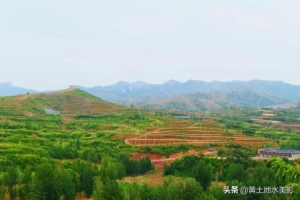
[126,119,273,148]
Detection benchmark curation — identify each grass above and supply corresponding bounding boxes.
[122,171,186,186]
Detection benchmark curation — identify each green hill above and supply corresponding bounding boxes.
[137,86,288,111]
[0,87,122,116]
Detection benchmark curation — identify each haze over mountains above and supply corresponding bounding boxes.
[1,80,300,110]
[0,82,37,96]
[138,86,289,111]
[76,80,300,109]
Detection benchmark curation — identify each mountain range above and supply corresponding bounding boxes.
[76,80,300,109]
[1,80,300,110]
[137,86,289,111]
[0,82,37,96]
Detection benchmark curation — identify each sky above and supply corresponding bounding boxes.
[1,0,300,90]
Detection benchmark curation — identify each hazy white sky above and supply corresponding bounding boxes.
[1,0,300,90]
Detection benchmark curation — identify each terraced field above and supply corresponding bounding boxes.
[126,118,273,148]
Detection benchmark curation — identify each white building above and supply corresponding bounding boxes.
[258,148,300,160]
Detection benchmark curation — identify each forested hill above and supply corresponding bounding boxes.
[137,86,289,111]
[76,80,300,106]
[0,87,122,116]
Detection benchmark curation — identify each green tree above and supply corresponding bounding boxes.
[0,175,6,200]
[269,157,300,199]
[165,179,185,200]
[152,184,166,200]
[82,167,94,198]
[140,182,152,200]
[196,193,217,200]
[100,155,126,180]
[76,138,81,150]
[101,177,123,200]
[247,166,276,186]
[3,166,18,200]
[226,163,248,183]
[217,148,226,159]
[30,163,59,200]
[18,167,32,200]
[140,156,153,174]
[56,169,76,200]
[183,178,203,200]
[193,160,213,190]
[93,177,103,200]
[209,183,225,200]
[125,182,140,200]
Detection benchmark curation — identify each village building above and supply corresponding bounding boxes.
[174,116,191,120]
[257,148,300,160]
[208,147,218,151]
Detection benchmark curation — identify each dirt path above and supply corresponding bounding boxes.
[130,149,217,171]
[124,129,160,145]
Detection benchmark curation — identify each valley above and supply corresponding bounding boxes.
[0,88,299,199]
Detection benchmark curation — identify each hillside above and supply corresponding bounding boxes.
[0,85,298,199]
[76,80,300,106]
[0,87,122,116]
[3,80,300,108]
[137,86,288,111]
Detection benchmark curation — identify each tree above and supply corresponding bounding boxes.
[76,138,81,150]
[140,156,153,174]
[226,163,248,183]
[30,163,59,200]
[3,166,18,200]
[56,169,76,200]
[140,182,152,200]
[100,155,126,180]
[82,167,94,198]
[125,182,140,200]
[93,177,103,200]
[268,157,300,199]
[193,160,213,190]
[165,179,185,200]
[101,177,123,200]
[217,148,226,159]
[183,178,203,200]
[18,167,32,200]
[196,193,217,200]
[247,166,276,187]
[0,175,6,200]
[209,182,225,200]
[71,159,86,192]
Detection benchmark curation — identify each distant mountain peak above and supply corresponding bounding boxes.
[163,80,182,85]
[115,81,130,85]
[132,81,148,84]
[0,82,37,96]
